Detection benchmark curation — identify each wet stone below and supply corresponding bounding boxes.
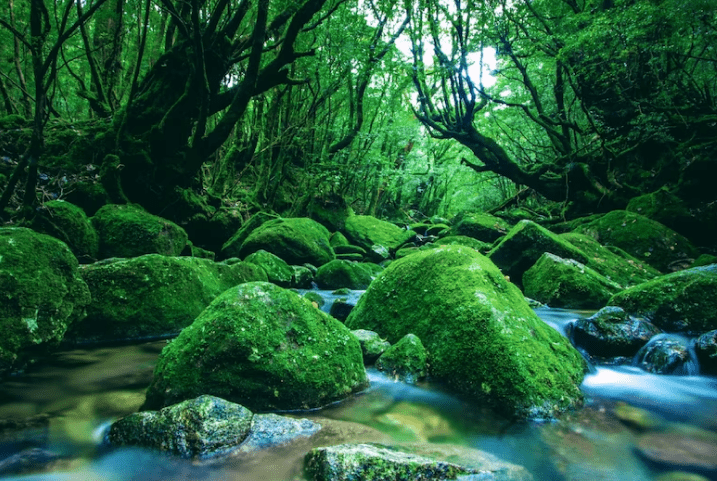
[351,329,391,364]
[694,330,717,375]
[634,334,697,375]
[636,428,717,473]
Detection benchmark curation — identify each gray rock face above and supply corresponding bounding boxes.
[235,414,320,453]
[570,306,662,360]
[108,395,254,459]
[305,443,533,481]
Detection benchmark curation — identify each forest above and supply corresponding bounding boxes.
[0,0,714,252]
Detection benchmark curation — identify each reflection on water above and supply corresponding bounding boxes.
[0,301,716,481]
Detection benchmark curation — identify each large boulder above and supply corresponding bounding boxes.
[450,212,510,243]
[220,211,280,259]
[31,200,99,263]
[345,245,586,419]
[305,443,533,481]
[522,253,622,309]
[608,264,717,334]
[558,232,659,288]
[0,228,91,374]
[91,204,188,259]
[488,220,590,287]
[243,249,294,287]
[576,210,699,272]
[143,282,368,411]
[314,260,374,290]
[343,215,416,253]
[66,255,266,344]
[235,217,335,267]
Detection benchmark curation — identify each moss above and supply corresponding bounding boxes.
[68,254,265,343]
[91,204,188,259]
[0,115,27,130]
[692,254,717,268]
[375,334,427,382]
[608,264,717,334]
[315,260,374,290]
[143,282,368,411]
[343,215,417,253]
[64,181,110,216]
[330,231,350,248]
[305,443,475,481]
[450,213,509,243]
[31,200,99,263]
[488,220,590,287]
[346,245,586,419]
[303,291,325,307]
[0,228,90,374]
[395,247,420,259]
[559,232,659,288]
[306,193,353,232]
[432,235,493,253]
[351,329,390,364]
[237,218,335,267]
[220,211,280,259]
[243,249,293,287]
[522,253,622,309]
[109,395,254,459]
[576,210,699,272]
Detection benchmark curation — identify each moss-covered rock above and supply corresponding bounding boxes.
[66,254,266,344]
[220,211,279,259]
[576,210,699,272]
[292,265,314,289]
[488,220,590,287]
[559,232,660,288]
[143,282,368,411]
[608,264,717,334]
[91,204,188,259]
[31,200,99,263]
[333,244,367,256]
[634,334,695,375]
[351,329,390,364]
[330,231,351,248]
[108,395,254,459]
[450,213,509,243]
[345,245,586,419]
[522,253,622,309]
[375,334,427,383]
[315,260,374,290]
[329,298,355,322]
[343,215,416,253]
[570,306,662,360]
[243,249,293,287]
[306,193,353,232]
[305,443,532,481]
[0,228,91,374]
[692,255,717,268]
[433,235,493,253]
[626,188,699,241]
[237,217,335,267]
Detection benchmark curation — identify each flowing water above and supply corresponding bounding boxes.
[1,297,716,481]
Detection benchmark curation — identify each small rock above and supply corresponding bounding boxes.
[376,333,428,383]
[634,334,697,375]
[694,330,717,375]
[351,329,391,364]
[636,427,717,472]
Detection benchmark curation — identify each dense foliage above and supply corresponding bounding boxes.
[0,0,714,232]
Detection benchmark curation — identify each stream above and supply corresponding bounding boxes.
[1,294,716,481]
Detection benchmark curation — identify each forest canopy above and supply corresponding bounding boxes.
[0,0,715,238]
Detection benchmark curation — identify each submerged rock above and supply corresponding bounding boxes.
[608,264,717,334]
[375,334,428,383]
[522,253,622,309]
[91,204,188,259]
[634,334,697,375]
[488,220,589,287]
[305,442,533,481]
[67,254,266,344]
[346,245,586,419]
[143,282,368,411]
[0,228,90,375]
[636,427,717,473]
[237,217,335,267]
[570,307,662,360]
